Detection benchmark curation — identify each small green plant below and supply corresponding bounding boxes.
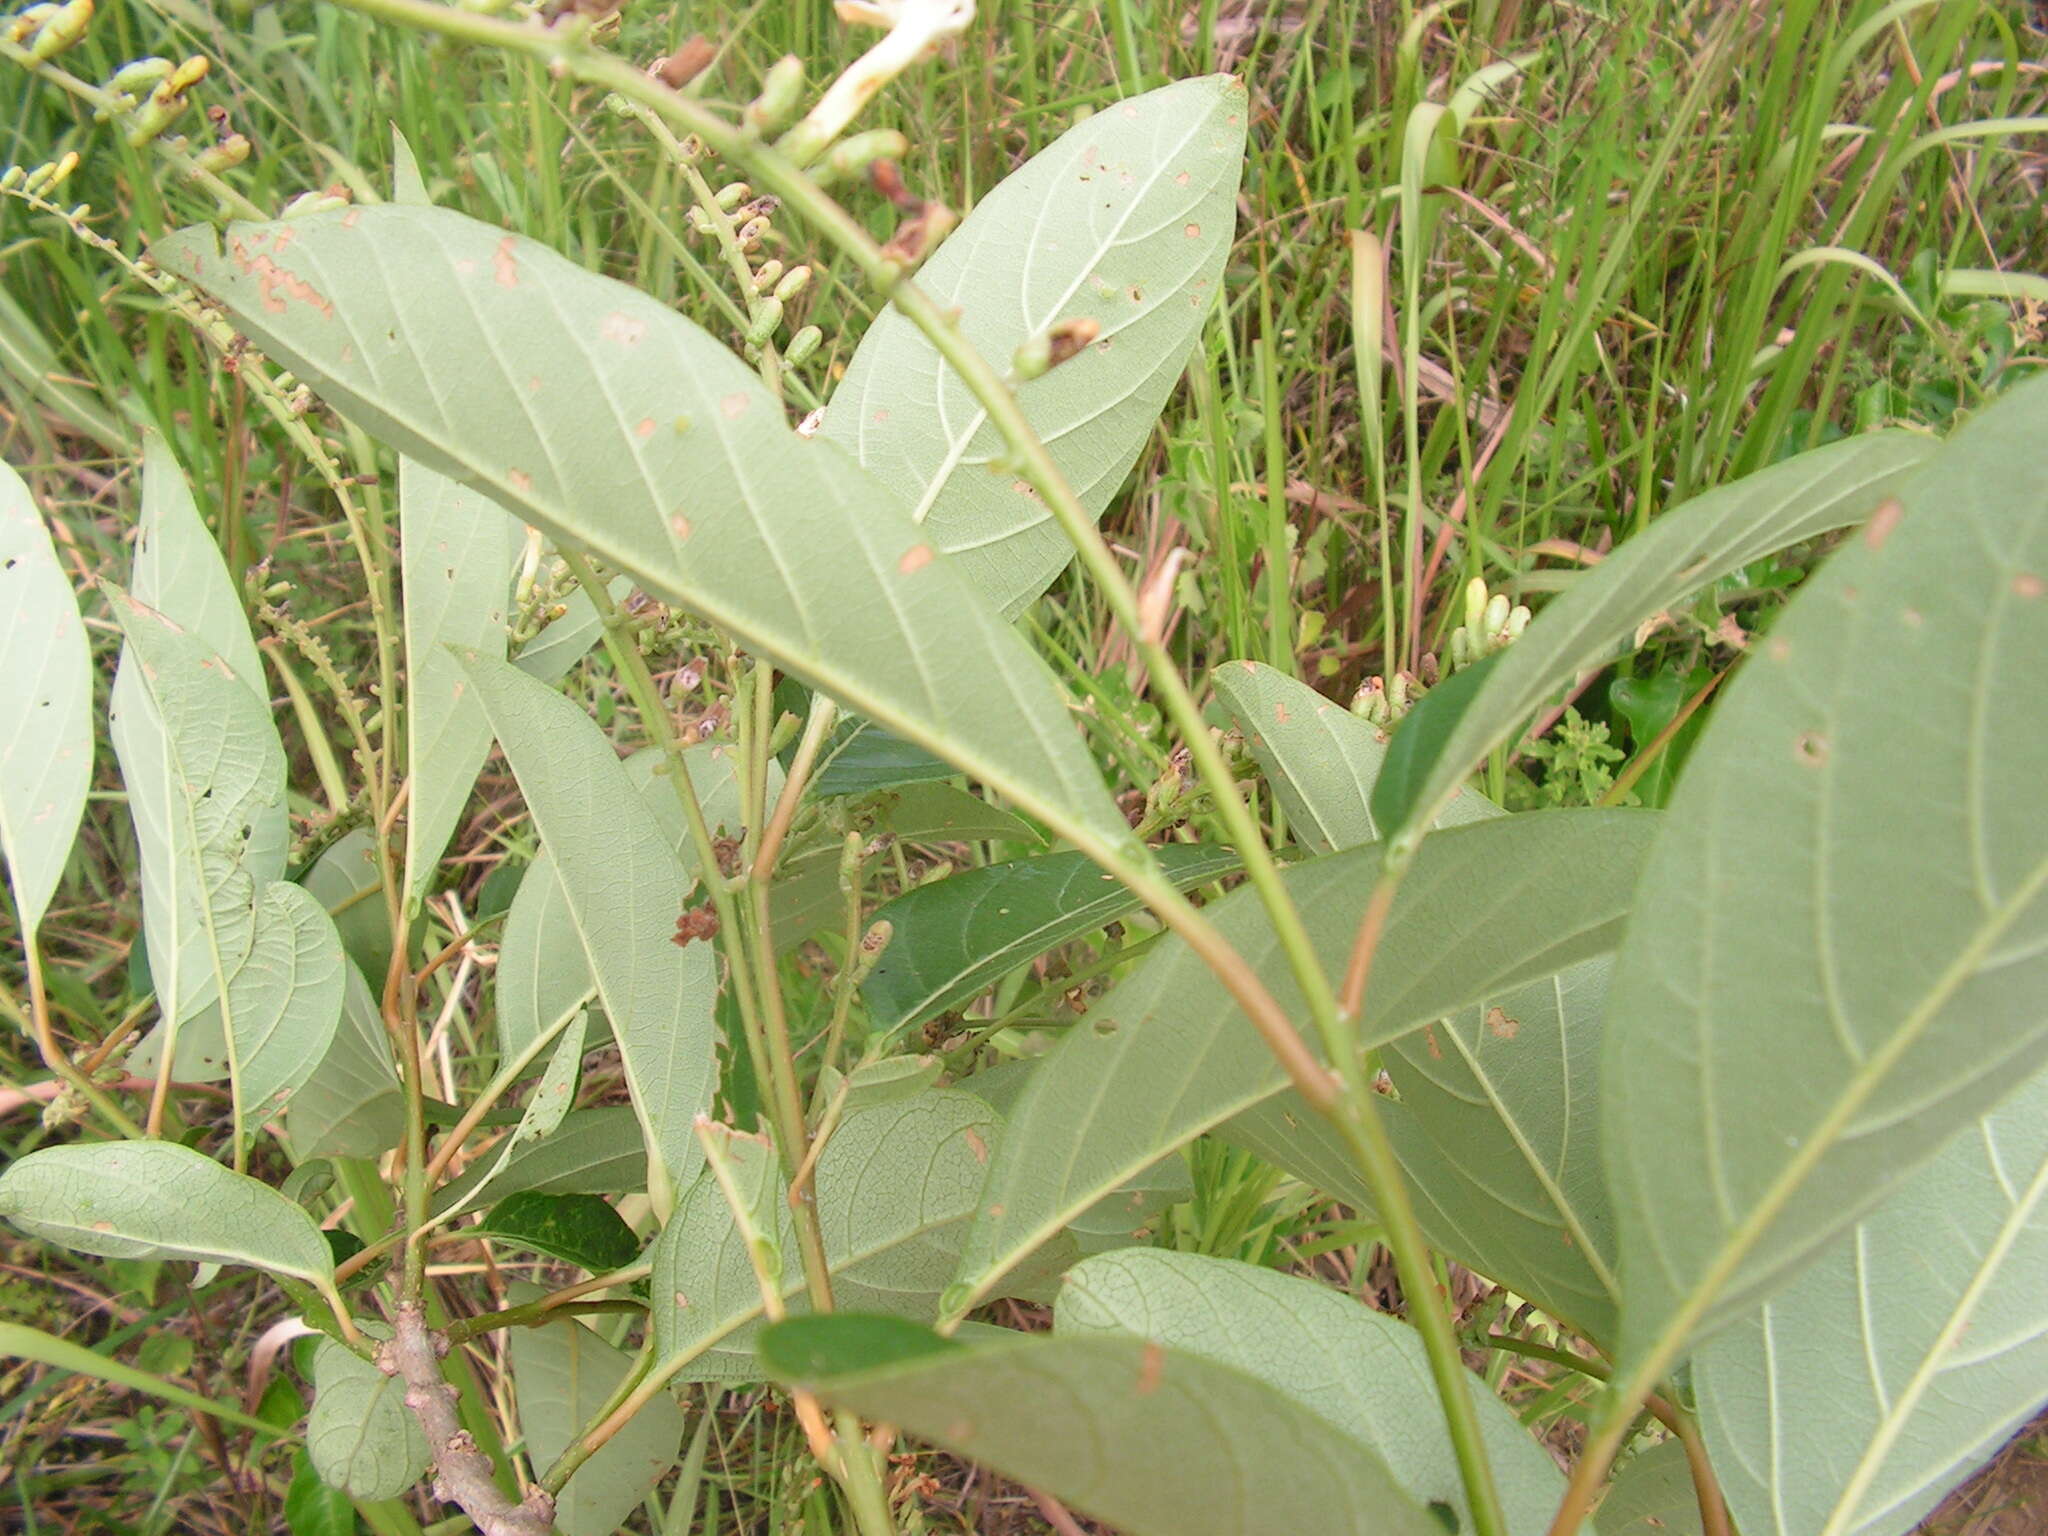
[2,6,2045,1536]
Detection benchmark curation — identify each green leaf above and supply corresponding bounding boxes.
[284,1451,356,1536]
[757,1313,961,1378]
[429,1106,645,1215]
[298,827,396,991]
[808,716,954,798]
[1604,376,2048,1363]
[1694,1067,2048,1536]
[1383,959,1620,1343]
[478,1191,640,1274]
[493,742,743,1062]
[508,1299,685,1536]
[763,1319,1443,1536]
[951,810,1657,1308]
[156,204,1139,864]
[400,454,523,904]
[873,780,1041,846]
[111,594,346,1133]
[1595,1442,1704,1536]
[1381,428,1933,846]
[1371,654,1505,837]
[1219,962,1623,1346]
[862,843,1240,1038]
[824,76,1247,619]
[651,1090,996,1380]
[111,587,284,1059]
[133,430,266,695]
[461,652,716,1211]
[307,1337,429,1502]
[1211,660,1497,853]
[1057,1250,1569,1534]
[0,458,92,937]
[0,1140,335,1288]
[288,959,404,1162]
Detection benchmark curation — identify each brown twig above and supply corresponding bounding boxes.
[380,1304,556,1536]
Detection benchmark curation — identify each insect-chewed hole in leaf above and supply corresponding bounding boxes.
[1795,731,1829,766]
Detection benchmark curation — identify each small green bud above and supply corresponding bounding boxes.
[713,180,750,211]
[783,324,823,365]
[744,296,783,349]
[1463,575,1487,634]
[0,165,21,190]
[745,54,803,134]
[823,128,908,182]
[750,258,784,293]
[194,132,249,173]
[734,213,770,249]
[1482,592,1510,638]
[25,0,92,63]
[106,55,174,95]
[772,263,810,302]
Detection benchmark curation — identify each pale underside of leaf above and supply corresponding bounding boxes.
[653,1091,996,1379]
[0,458,92,937]
[825,75,1247,619]
[1695,1068,2048,1536]
[952,810,1659,1308]
[508,1285,685,1536]
[154,206,1138,864]
[1604,375,2048,1367]
[783,1330,1445,1536]
[401,453,524,903]
[0,1140,334,1285]
[1056,1250,1570,1535]
[462,652,715,1205]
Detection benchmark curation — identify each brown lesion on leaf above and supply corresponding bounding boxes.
[1863,497,1904,549]
[506,469,532,494]
[1134,1339,1166,1396]
[1184,222,1202,239]
[2015,572,2045,599]
[600,311,648,346]
[635,417,657,439]
[226,235,334,318]
[1484,1006,1520,1040]
[669,512,693,540]
[1795,731,1829,766]
[963,1128,988,1164]
[899,544,934,575]
[492,236,520,288]
[721,392,751,420]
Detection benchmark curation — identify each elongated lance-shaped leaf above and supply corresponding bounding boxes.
[439,1009,590,1224]
[400,454,523,906]
[0,459,92,937]
[1058,1251,1571,1535]
[430,1106,645,1215]
[497,744,748,1061]
[1385,958,1620,1343]
[762,1317,1444,1536]
[861,843,1241,1038]
[1604,373,2048,1367]
[111,594,345,1134]
[1380,428,1933,850]
[0,1140,336,1287]
[949,809,1659,1308]
[825,76,1246,619]
[1211,659,1498,853]
[461,651,714,1214]
[652,1089,997,1380]
[133,430,266,694]
[507,1285,685,1535]
[154,207,1140,866]
[1224,960,1624,1346]
[1694,1066,2048,1536]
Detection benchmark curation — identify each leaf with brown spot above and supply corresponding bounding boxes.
[1606,371,2048,1366]
[155,204,1135,862]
